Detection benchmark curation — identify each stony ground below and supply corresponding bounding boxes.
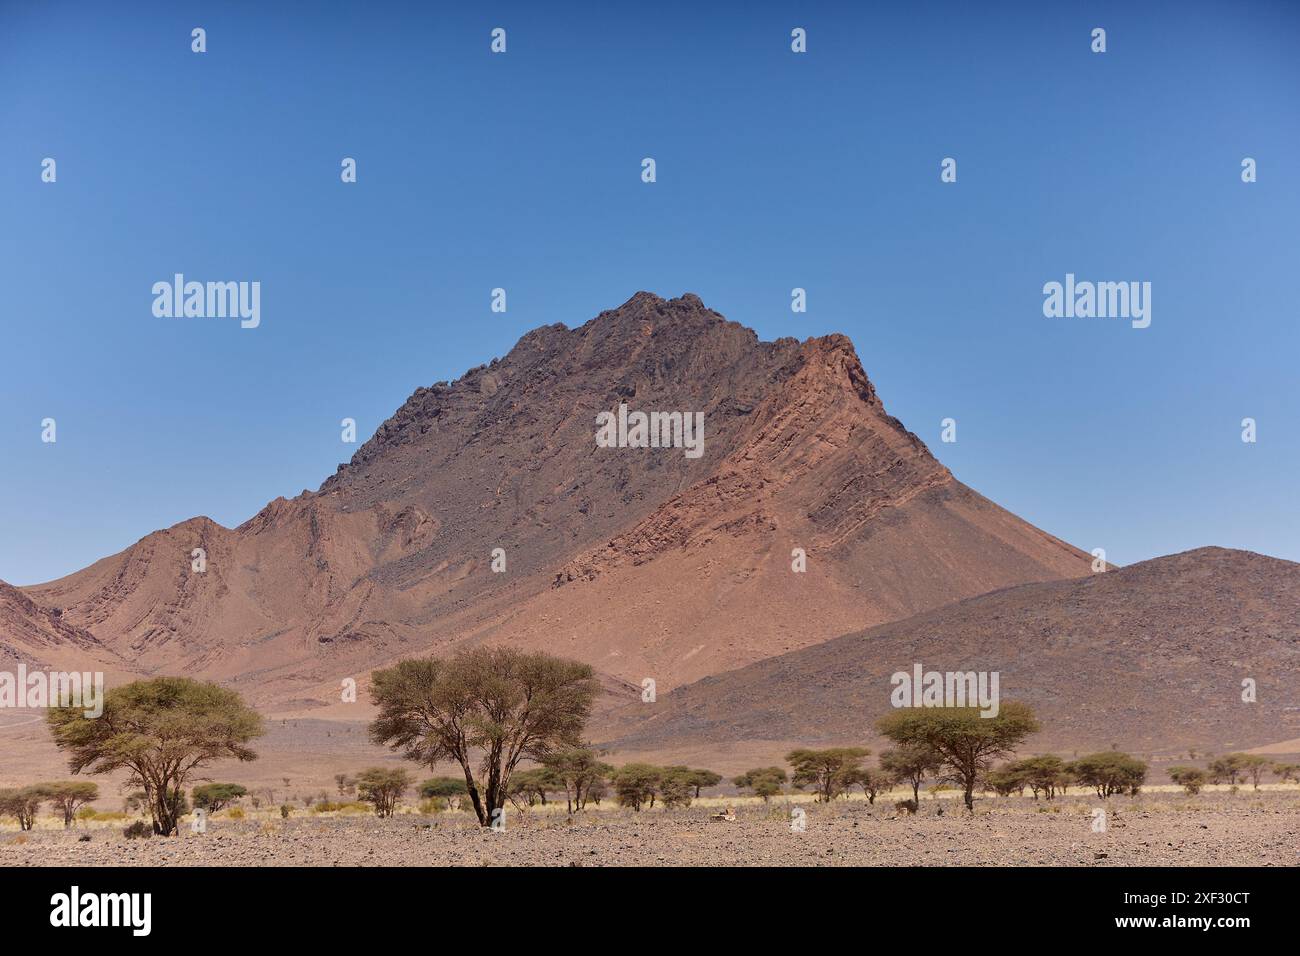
[2,791,1297,867]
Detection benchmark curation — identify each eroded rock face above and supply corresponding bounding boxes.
[21,292,1091,709]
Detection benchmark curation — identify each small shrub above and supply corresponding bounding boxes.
[226,807,245,820]
[123,821,151,839]
[279,804,291,819]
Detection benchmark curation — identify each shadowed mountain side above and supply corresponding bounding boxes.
[596,548,1300,755]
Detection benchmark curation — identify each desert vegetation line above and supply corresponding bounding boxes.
[13,648,1297,836]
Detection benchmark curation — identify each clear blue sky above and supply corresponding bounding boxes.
[2,0,1297,585]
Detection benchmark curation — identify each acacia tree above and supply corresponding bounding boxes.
[733,767,787,802]
[877,702,1040,811]
[191,783,248,813]
[1237,755,1274,790]
[542,747,614,813]
[879,743,943,806]
[846,767,892,804]
[1069,751,1148,798]
[44,781,99,827]
[1168,766,1207,795]
[369,648,599,827]
[785,748,871,802]
[419,776,468,810]
[356,768,411,817]
[612,763,662,811]
[1207,753,1248,786]
[1009,755,1069,800]
[46,677,264,835]
[0,787,47,830]
[684,769,722,798]
[1272,763,1300,784]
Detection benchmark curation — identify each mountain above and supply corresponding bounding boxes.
[0,579,126,676]
[597,548,1300,756]
[22,292,1092,708]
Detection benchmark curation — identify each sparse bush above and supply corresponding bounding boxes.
[226,807,246,820]
[123,820,151,839]
[279,804,291,819]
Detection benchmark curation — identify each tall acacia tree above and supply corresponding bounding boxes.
[368,647,599,827]
[877,702,1040,811]
[46,677,264,835]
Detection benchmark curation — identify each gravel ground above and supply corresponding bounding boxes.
[3,792,1297,867]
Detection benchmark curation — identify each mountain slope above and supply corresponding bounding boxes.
[24,292,1092,707]
[597,548,1300,755]
[0,579,128,678]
